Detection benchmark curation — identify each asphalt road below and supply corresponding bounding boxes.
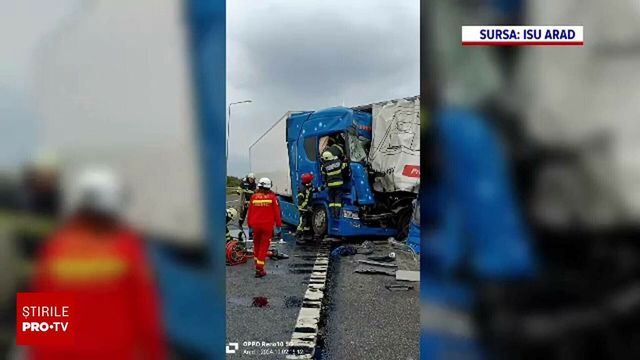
[225,194,420,359]
[319,239,420,360]
[225,227,320,359]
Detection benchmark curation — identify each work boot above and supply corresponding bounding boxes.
[255,269,266,278]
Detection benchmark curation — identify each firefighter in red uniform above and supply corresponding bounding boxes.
[247,177,282,278]
[28,167,166,360]
[296,173,324,239]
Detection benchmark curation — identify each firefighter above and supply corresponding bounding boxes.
[321,151,348,218]
[326,134,346,160]
[226,207,238,242]
[226,207,248,266]
[20,152,61,216]
[237,173,256,229]
[247,177,282,278]
[296,173,324,239]
[29,167,166,360]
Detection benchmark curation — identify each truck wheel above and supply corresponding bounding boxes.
[395,208,412,240]
[312,206,328,237]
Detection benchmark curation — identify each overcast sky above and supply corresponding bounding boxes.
[1,1,419,176]
[226,0,420,177]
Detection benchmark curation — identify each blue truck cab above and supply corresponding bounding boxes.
[278,106,415,238]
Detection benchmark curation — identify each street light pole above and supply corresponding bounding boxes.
[227,100,252,159]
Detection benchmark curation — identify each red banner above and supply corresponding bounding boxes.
[16,292,75,346]
[402,165,420,178]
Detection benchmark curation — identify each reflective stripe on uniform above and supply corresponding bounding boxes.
[49,257,127,282]
[255,259,265,265]
[327,181,343,187]
[329,203,342,207]
[298,192,309,208]
[252,199,273,205]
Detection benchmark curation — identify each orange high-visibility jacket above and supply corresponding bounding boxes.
[247,191,282,229]
[29,217,166,360]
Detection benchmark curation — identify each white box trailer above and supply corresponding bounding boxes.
[249,112,297,197]
[33,0,204,245]
[369,97,421,193]
[521,0,640,227]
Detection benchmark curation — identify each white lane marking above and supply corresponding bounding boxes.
[286,243,330,359]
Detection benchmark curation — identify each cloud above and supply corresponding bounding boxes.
[227,0,419,176]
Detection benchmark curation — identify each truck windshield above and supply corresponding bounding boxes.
[347,128,370,163]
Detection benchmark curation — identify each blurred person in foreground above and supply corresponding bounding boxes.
[28,167,166,360]
[247,177,281,278]
[20,153,61,217]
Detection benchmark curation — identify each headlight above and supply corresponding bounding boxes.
[342,210,360,220]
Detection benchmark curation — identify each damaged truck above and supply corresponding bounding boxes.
[249,96,420,239]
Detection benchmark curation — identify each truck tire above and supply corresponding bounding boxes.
[312,206,328,237]
[395,208,412,240]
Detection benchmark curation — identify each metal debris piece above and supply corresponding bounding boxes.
[395,270,420,282]
[367,253,396,262]
[357,259,398,268]
[385,284,414,291]
[358,240,375,255]
[269,248,289,260]
[354,265,396,276]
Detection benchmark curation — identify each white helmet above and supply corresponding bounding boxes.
[258,177,272,189]
[322,151,334,161]
[247,173,256,180]
[73,166,125,217]
[226,207,238,222]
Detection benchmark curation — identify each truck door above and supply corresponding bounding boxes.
[296,135,321,193]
